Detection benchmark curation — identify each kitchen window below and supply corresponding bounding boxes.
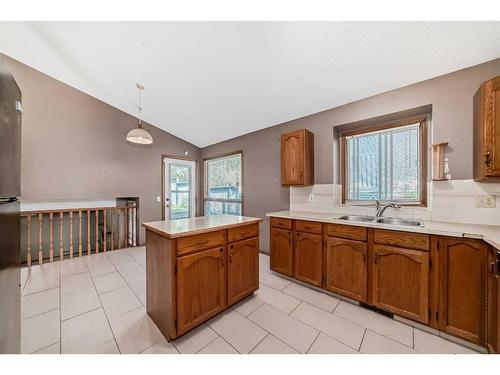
[204,152,243,216]
[341,117,427,206]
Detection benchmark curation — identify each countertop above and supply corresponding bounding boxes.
[142,214,263,239]
[267,210,500,250]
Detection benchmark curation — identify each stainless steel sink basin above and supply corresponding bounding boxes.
[376,218,424,227]
[338,215,377,223]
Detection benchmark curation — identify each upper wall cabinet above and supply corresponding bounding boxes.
[281,129,314,185]
[474,75,500,180]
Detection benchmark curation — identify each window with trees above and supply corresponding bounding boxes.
[204,152,243,216]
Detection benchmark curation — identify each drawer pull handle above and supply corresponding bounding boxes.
[195,240,209,245]
[303,225,312,229]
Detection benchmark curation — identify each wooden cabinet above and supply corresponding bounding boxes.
[294,231,322,287]
[270,227,293,276]
[474,75,500,180]
[227,237,259,306]
[325,237,367,302]
[281,129,314,186]
[487,247,499,353]
[438,238,487,345]
[371,245,429,323]
[176,246,226,335]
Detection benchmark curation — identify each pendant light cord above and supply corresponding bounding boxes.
[137,85,143,128]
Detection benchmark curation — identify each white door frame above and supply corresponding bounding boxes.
[163,157,196,220]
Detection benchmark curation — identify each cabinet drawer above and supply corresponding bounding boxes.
[177,230,225,256]
[327,224,367,241]
[228,223,259,243]
[295,220,322,234]
[374,229,429,251]
[270,217,292,230]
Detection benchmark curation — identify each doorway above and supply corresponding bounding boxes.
[163,157,196,220]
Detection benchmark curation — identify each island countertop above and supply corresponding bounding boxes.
[142,214,263,239]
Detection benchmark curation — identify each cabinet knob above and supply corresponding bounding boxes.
[485,151,492,167]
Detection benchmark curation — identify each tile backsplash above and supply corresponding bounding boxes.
[290,180,500,225]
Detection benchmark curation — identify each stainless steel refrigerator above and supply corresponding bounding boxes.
[0,55,22,353]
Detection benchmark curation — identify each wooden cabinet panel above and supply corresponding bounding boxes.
[372,245,429,323]
[228,223,259,243]
[270,217,292,230]
[176,247,226,335]
[487,247,499,353]
[295,220,322,234]
[326,224,367,241]
[325,237,367,302]
[438,238,487,345]
[374,229,429,251]
[474,75,500,180]
[270,227,293,276]
[227,237,259,306]
[294,232,322,286]
[281,129,314,185]
[177,230,224,256]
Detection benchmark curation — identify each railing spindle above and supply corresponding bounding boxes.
[87,209,91,255]
[27,214,32,267]
[118,208,121,249]
[125,207,129,248]
[95,209,99,253]
[49,213,54,263]
[103,209,107,252]
[69,211,73,258]
[59,212,64,261]
[111,209,114,250]
[78,210,83,257]
[38,213,43,265]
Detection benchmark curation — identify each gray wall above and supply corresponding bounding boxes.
[201,57,500,253]
[5,55,202,244]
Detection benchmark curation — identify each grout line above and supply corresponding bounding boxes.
[287,301,302,316]
[247,333,270,354]
[31,340,60,354]
[358,328,367,351]
[305,331,321,354]
[177,324,219,354]
[60,305,102,323]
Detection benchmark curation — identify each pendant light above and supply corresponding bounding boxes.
[126,83,153,145]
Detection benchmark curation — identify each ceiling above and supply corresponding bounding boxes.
[1,21,500,148]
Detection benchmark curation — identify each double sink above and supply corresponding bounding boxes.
[338,215,424,227]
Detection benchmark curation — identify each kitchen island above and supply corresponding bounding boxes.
[142,215,262,340]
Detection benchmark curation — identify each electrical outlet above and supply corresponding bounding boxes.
[309,194,315,202]
[475,195,496,208]
[156,196,161,203]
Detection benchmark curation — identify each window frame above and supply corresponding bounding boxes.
[340,116,428,207]
[203,150,244,216]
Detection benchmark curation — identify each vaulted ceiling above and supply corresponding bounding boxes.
[1,21,500,147]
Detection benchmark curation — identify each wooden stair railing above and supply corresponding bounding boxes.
[21,204,137,266]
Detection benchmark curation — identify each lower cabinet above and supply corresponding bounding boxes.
[487,246,499,353]
[176,246,226,335]
[294,231,322,286]
[227,237,259,306]
[438,238,487,345]
[270,227,293,276]
[371,245,429,324]
[325,237,367,302]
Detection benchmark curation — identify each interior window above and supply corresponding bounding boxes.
[204,152,243,216]
[342,119,427,205]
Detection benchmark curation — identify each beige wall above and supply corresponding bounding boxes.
[201,57,500,252]
[4,55,201,244]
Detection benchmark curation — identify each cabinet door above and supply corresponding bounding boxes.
[439,238,487,344]
[484,76,500,177]
[176,246,226,335]
[294,231,322,287]
[270,227,293,276]
[227,237,259,306]
[325,237,367,302]
[281,130,304,185]
[372,245,429,324]
[487,247,499,353]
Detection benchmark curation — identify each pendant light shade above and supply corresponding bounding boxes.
[127,83,153,145]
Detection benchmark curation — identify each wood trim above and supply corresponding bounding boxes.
[340,115,429,206]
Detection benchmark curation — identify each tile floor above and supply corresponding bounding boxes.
[20,247,481,354]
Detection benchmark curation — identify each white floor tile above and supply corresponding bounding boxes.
[360,330,417,354]
[108,307,164,354]
[21,267,30,292]
[254,283,300,314]
[199,337,238,354]
[137,291,146,305]
[59,257,89,277]
[250,334,298,354]
[208,309,267,353]
[282,283,340,312]
[308,333,359,354]
[93,339,120,354]
[21,309,60,354]
[115,261,146,294]
[260,272,292,291]
[85,254,116,278]
[23,263,59,296]
[33,342,60,354]
[291,302,365,350]
[127,247,146,266]
[141,339,179,354]
[248,304,319,353]
[334,301,414,347]
[233,294,265,317]
[100,286,142,318]
[172,324,219,354]
[61,287,101,321]
[61,272,94,295]
[93,272,127,294]
[414,329,479,354]
[107,250,134,266]
[61,308,114,354]
[21,288,60,320]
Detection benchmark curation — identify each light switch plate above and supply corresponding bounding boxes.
[156,196,161,203]
[309,194,315,202]
[475,195,496,208]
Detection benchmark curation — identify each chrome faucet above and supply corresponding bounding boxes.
[375,200,401,217]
